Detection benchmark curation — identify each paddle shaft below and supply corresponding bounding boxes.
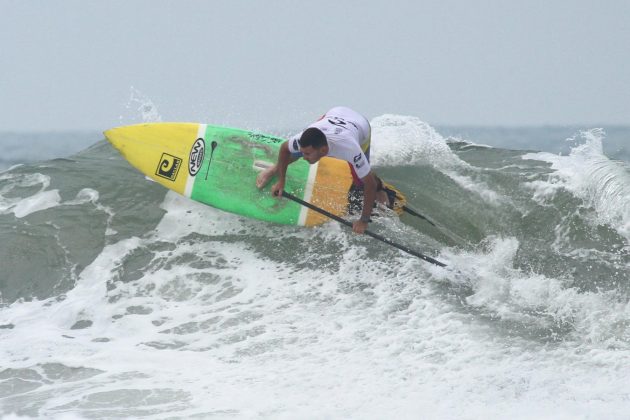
[281,191,447,267]
[402,205,436,226]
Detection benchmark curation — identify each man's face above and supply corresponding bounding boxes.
[299,145,328,164]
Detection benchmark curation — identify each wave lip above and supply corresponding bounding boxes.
[370,114,510,206]
[523,129,630,242]
[370,114,468,169]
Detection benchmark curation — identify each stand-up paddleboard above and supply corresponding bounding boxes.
[104,123,406,227]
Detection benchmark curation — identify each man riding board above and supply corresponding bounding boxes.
[256,106,390,234]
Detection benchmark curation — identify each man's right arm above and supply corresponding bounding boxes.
[271,141,294,197]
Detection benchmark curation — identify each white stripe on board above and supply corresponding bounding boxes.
[185,124,207,197]
[298,161,319,226]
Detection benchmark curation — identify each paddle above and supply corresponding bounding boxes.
[388,190,468,246]
[281,191,447,268]
[402,205,437,227]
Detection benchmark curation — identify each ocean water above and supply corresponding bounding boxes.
[1,116,629,419]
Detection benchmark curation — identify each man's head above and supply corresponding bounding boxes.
[298,127,328,164]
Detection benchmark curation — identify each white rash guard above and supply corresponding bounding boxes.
[287,106,372,179]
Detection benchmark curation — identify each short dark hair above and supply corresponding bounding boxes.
[298,127,327,149]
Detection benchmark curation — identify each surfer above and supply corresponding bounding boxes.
[256,106,390,234]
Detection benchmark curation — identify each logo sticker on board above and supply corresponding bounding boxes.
[156,153,182,181]
[188,138,205,176]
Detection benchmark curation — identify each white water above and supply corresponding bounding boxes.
[1,190,629,418]
[1,118,630,418]
[0,173,60,218]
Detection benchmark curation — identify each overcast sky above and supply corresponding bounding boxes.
[1,0,629,131]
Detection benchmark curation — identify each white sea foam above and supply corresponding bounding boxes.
[0,173,60,218]
[0,173,116,235]
[434,236,630,346]
[1,191,630,418]
[11,189,62,218]
[65,188,117,235]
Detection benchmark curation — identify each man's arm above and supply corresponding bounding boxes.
[352,171,377,234]
[271,141,296,197]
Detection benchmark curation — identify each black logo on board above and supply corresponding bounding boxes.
[189,138,205,176]
[156,153,182,181]
[204,140,219,181]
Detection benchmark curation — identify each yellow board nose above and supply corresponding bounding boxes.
[104,123,200,195]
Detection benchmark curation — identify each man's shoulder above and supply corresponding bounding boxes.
[324,106,363,117]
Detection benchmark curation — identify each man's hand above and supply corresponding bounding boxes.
[352,219,368,234]
[271,180,285,199]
